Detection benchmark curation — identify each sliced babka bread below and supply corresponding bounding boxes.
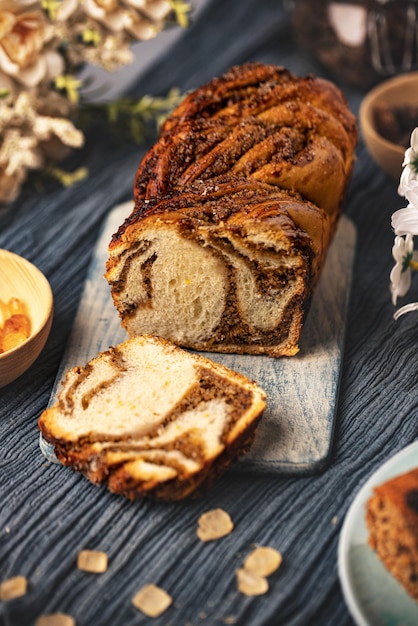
[38,335,266,500]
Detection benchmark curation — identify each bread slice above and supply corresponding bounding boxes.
[366,467,418,601]
[38,335,266,500]
[106,178,331,357]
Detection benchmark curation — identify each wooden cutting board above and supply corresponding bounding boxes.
[40,202,356,474]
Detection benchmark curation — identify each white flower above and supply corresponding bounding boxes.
[0,89,84,203]
[136,0,173,21]
[83,0,129,31]
[390,234,415,305]
[391,204,418,236]
[33,115,84,148]
[0,167,26,204]
[0,128,42,176]
[56,0,79,22]
[398,163,418,208]
[0,6,63,88]
[83,0,172,36]
[390,127,418,316]
[82,34,135,70]
[393,302,418,319]
[398,128,418,206]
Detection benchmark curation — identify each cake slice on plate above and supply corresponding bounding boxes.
[366,467,418,601]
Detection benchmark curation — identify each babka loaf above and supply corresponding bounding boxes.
[366,467,418,601]
[106,63,357,357]
[38,335,266,500]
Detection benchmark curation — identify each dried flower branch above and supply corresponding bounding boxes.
[0,0,191,204]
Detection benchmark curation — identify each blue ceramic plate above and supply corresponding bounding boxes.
[339,440,418,626]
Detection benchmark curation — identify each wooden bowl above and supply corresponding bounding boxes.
[359,72,418,180]
[0,249,53,388]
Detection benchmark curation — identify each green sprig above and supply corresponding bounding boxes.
[77,88,184,143]
[402,250,413,273]
[170,0,192,28]
[46,166,89,187]
[55,75,84,104]
[41,0,60,19]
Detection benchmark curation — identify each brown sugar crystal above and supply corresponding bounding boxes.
[197,508,234,542]
[132,583,172,618]
[35,614,76,626]
[236,568,269,596]
[77,549,108,573]
[0,575,27,601]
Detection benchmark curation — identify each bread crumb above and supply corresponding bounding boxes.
[0,575,27,601]
[197,508,234,542]
[243,546,282,577]
[35,614,76,626]
[77,549,108,573]
[132,583,172,618]
[236,568,268,596]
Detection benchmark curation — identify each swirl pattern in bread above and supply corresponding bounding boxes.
[38,336,266,500]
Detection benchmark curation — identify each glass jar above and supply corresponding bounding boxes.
[289,0,418,89]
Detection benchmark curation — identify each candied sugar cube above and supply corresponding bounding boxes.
[0,575,27,601]
[197,508,234,542]
[236,545,283,596]
[132,583,172,618]
[1,328,28,352]
[35,614,76,626]
[243,546,282,577]
[77,549,108,573]
[236,568,268,596]
[7,298,26,316]
[0,299,31,353]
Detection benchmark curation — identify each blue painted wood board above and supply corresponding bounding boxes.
[40,202,356,474]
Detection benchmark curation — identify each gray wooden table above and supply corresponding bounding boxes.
[1,1,417,625]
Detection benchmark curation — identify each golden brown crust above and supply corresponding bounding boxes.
[133,62,357,226]
[112,177,330,262]
[159,63,295,133]
[43,408,262,501]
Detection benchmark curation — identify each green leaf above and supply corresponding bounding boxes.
[402,250,413,272]
[411,153,418,175]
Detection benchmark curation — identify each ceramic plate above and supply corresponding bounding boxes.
[338,440,418,626]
